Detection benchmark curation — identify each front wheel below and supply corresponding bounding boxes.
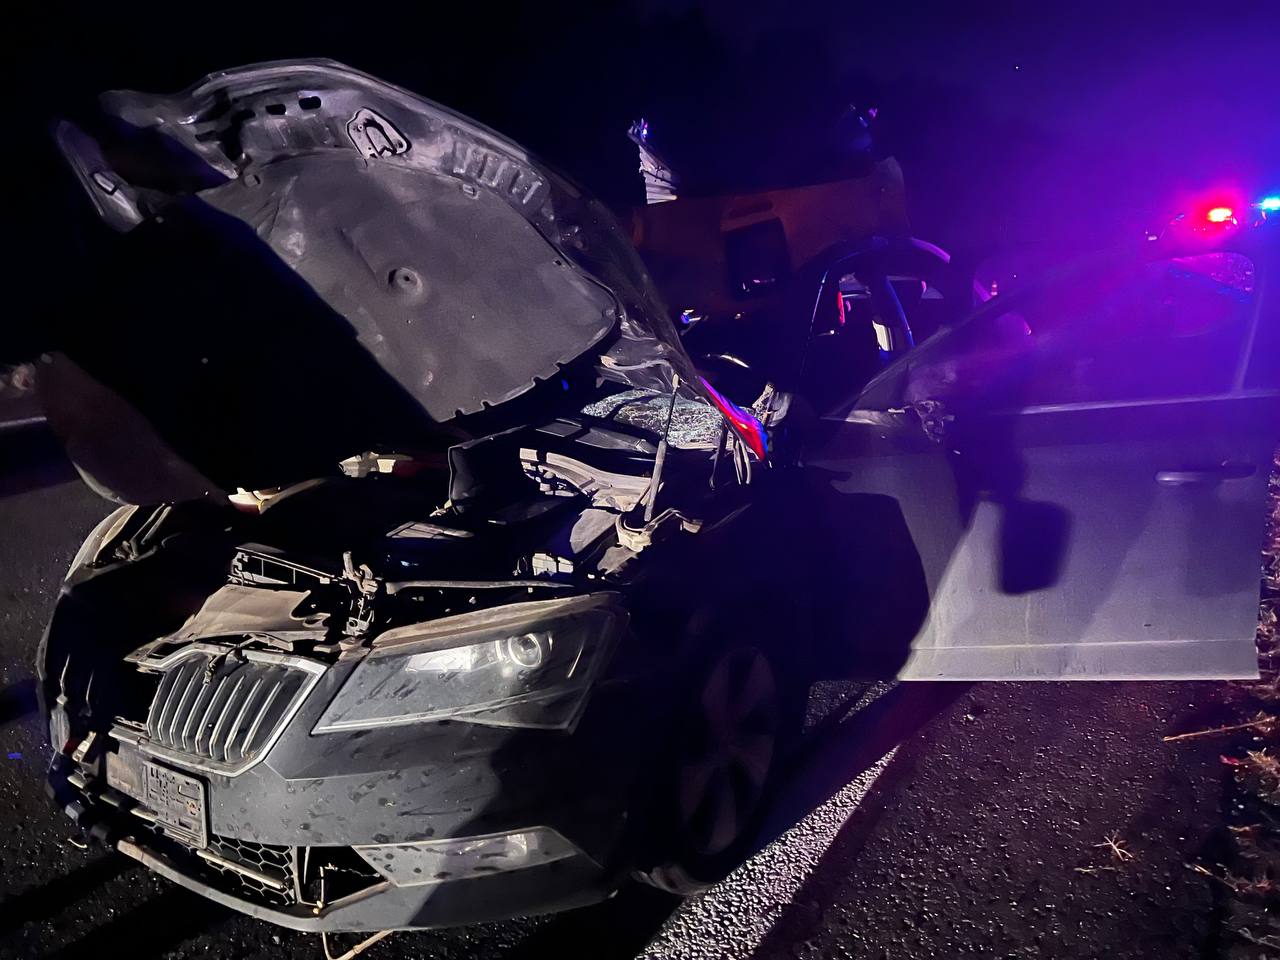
[639,644,795,895]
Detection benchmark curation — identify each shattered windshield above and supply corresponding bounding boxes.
[581,388,724,448]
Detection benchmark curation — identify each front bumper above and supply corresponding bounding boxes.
[115,832,614,932]
[46,643,660,932]
[52,722,640,932]
[43,564,662,930]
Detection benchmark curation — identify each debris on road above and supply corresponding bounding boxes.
[1161,714,1278,743]
[1094,833,1136,864]
[1186,862,1276,898]
[321,929,395,960]
[1183,451,1280,956]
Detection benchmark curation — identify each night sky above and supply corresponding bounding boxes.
[13,0,1279,335]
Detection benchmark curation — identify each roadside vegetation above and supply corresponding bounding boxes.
[1182,454,1280,956]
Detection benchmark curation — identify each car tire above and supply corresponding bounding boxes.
[637,640,803,895]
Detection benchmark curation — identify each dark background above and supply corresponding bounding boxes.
[3,8,1277,956]
[11,0,1279,355]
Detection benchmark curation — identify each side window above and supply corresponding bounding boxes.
[802,273,883,414]
[809,264,960,412]
[903,254,1255,410]
[829,273,954,347]
[885,273,954,345]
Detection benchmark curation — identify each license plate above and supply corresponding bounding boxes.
[142,761,208,849]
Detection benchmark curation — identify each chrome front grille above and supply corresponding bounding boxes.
[136,645,326,775]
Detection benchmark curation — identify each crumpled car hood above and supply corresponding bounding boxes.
[51,59,705,501]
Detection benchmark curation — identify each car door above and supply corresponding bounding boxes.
[803,243,1278,680]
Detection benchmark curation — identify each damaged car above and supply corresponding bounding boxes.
[38,58,811,931]
[36,58,1279,933]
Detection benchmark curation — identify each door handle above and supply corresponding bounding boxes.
[1155,461,1256,487]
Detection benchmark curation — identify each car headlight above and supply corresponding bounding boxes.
[313,593,625,733]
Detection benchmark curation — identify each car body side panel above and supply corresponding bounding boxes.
[938,395,1272,680]
[807,393,1275,680]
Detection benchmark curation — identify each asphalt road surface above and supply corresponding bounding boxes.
[0,439,1243,960]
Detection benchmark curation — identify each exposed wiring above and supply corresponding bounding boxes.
[318,868,395,960]
[322,930,394,960]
